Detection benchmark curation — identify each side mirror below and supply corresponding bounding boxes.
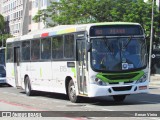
[87,42,92,52]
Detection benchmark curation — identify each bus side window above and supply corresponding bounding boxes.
[41,38,51,60]
[22,41,30,61]
[52,36,63,59]
[6,44,13,62]
[31,39,40,60]
[64,34,74,58]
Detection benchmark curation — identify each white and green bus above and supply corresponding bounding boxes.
[6,22,148,103]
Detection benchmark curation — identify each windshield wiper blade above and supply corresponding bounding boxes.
[103,38,113,53]
[123,36,133,49]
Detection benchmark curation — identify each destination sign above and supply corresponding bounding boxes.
[90,25,143,36]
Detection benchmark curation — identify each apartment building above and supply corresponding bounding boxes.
[1,0,23,36]
[144,0,160,9]
[29,0,52,32]
[0,0,53,36]
[156,0,160,10]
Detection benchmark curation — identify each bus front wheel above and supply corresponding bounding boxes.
[25,76,34,96]
[68,79,80,103]
[113,95,126,102]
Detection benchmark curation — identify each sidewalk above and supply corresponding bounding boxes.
[150,75,160,86]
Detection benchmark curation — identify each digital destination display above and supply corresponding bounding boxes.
[90,25,143,36]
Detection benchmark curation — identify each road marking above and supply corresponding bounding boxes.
[2,90,65,103]
[0,99,43,111]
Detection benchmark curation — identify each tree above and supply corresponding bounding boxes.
[33,0,160,38]
[0,14,5,33]
[0,14,12,47]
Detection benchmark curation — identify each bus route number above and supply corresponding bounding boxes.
[60,66,67,72]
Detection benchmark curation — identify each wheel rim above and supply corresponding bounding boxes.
[70,84,76,100]
[25,81,29,93]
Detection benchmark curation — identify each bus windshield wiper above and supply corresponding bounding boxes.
[103,38,113,53]
[123,36,133,49]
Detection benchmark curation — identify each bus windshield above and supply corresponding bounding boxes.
[91,37,147,72]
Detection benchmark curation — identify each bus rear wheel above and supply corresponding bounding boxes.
[25,76,34,96]
[113,95,126,102]
[68,79,80,103]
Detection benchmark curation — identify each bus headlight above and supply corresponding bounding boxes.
[91,76,107,86]
[136,73,147,84]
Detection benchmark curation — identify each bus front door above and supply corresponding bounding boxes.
[77,40,87,95]
[14,47,21,88]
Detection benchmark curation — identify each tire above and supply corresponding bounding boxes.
[25,76,34,96]
[113,95,126,102]
[68,79,80,103]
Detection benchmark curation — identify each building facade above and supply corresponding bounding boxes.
[1,0,24,36]
[0,0,53,36]
[29,0,51,32]
[144,0,160,9]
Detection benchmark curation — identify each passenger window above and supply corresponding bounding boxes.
[22,41,30,61]
[31,39,40,60]
[41,38,51,60]
[64,34,74,58]
[6,43,13,62]
[52,36,63,59]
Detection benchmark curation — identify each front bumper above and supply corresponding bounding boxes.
[0,77,6,84]
[87,83,148,97]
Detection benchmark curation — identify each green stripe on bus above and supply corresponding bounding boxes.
[96,71,144,83]
[40,68,42,77]
[12,69,14,76]
[71,68,76,78]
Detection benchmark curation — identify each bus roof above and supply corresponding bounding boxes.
[6,22,141,43]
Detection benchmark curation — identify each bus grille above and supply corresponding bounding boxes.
[112,86,132,91]
[104,73,139,80]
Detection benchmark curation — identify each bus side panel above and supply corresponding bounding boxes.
[30,61,53,92]
[22,61,53,92]
[6,63,16,87]
[51,61,75,94]
[20,62,31,89]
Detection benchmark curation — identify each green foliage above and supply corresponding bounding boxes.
[0,14,5,33]
[0,14,12,47]
[33,0,160,37]
[0,34,13,47]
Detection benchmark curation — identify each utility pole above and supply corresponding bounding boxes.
[38,0,41,30]
[148,0,154,82]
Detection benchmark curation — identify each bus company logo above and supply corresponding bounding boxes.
[122,63,128,70]
[2,112,12,117]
